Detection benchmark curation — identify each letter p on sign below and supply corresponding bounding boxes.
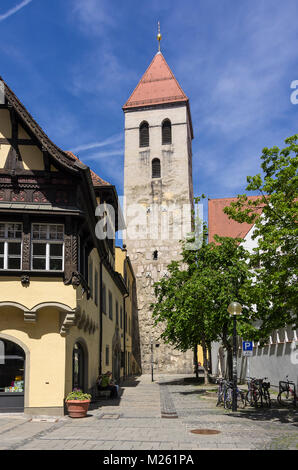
[243,341,253,356]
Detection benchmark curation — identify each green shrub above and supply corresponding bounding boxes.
[66,388,91,401]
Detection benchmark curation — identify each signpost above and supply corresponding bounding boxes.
[242,341,253,356]
[150,340,160,382]
[243,341,253,382]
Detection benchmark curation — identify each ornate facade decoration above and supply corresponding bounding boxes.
[21,274,30,287]
[33,190,48,203]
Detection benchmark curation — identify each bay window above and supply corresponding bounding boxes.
[31,224,64,271]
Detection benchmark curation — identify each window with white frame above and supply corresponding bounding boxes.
[0,223,22,270]
[31,224,64,271]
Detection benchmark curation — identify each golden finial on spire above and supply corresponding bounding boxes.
[157,21,162,52]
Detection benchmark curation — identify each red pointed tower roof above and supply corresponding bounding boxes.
[123,52,189,110]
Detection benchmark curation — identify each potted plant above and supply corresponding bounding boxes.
[65,389,92,418]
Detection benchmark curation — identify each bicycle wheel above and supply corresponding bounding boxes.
[245,390,253,407]
[216,391,223,407]
[253,390,261,408]
[263,390,271,407]
[237,390,246,409]
[224,388,233,409]
[277,390,293,406]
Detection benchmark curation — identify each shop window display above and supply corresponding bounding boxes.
[0,339,25,393]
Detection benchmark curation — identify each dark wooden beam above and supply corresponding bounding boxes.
[4,107,23,171]
[22,214,30,271]
[0,138,36,145]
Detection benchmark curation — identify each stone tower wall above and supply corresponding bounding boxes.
[123,103,194,374]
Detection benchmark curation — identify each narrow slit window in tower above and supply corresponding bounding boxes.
[139,121,149,147]
[152,158,161,178]
[162,119,172,145]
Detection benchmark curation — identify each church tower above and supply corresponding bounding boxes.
[123,33,194,374]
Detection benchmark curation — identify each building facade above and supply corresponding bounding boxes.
[123,51,194,373]
[0,76,134,415]
[115,246,141,377]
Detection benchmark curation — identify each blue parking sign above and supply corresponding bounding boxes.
[243,341,253,356]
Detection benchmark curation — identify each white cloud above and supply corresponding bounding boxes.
[0,0,33,22]
[69,133,123,153]
[71,0,115,36]
[83,149,123,161]
[68,3,137,105]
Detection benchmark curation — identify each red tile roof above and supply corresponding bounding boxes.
[208,196,263,243]
[123,52,189,109]
[65,151,110,187]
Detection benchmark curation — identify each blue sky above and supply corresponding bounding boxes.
[0,0,297,222]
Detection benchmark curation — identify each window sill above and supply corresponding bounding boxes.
[0,270,64,277]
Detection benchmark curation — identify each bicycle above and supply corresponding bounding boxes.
[245,377,260,407]
[217,378,245,409]
[261,379,271,407]
[225,382,245,409]
[245,377,271,408]
[216,378,228,407]
[277,376,297,407]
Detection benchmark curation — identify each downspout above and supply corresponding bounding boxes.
[123,292,129,380]
[99,259,103,375]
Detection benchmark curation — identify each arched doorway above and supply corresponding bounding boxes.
[0,339,25,412]
[72,342,86,391]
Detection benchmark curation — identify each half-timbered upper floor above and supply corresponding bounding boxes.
[0,75,124,294]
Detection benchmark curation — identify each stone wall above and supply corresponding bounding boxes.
[123,103,194,374]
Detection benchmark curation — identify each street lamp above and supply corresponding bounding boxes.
[228,301,242,411]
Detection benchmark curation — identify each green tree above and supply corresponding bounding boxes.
[224,134,298,339]
[151,229,256,381]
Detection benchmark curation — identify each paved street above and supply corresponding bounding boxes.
[0,374,298,450]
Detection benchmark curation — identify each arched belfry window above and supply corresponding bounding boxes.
[152,158,161,179]
[162,119,172,145]
[139,121,149,147]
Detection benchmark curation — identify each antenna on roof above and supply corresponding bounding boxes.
[157,21,162,52]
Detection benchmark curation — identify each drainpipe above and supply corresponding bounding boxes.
[123,293,129,380]
[99,259,103,375]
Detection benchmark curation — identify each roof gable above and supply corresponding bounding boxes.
[123,52,188,110]
[208,196,263,243]
[65,151,110,187]
[0,75,79,173]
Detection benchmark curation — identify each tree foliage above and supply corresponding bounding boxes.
[151,134,297,380]
[151,229,258,379]
[224,134,298,336]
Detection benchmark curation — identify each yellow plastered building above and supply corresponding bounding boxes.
[0,76,135,415]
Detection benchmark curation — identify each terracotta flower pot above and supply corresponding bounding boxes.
[66,399,90,418]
